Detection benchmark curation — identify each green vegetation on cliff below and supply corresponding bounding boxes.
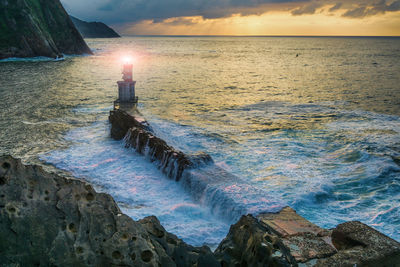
[0,0,92,59]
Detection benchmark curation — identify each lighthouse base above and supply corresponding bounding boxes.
[113,97,139,110]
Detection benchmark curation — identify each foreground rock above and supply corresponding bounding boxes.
[0,155,217,266]
[1,154,400,266]
[0,0,92,59]
[215,208,400,266]
[70,16,121,38]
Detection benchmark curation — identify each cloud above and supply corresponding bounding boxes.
[329,3,342,12]
[61,0,400,24]
[61,0,308,23]
[162,17,197,26]
[342,0,400,18]
[291,3,323,15]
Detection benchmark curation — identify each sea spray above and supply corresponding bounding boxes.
[119,113,285,222]
[42,121,230,246]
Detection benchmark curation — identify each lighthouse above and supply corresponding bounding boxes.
[114,60,138,109]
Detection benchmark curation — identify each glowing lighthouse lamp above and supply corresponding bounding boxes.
[114,56,138,109]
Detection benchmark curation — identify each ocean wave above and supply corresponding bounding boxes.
[139,102,400,241]
[41,120,230,247]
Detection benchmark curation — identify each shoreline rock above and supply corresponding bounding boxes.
[1,155,400,266]
[0,155,218,266]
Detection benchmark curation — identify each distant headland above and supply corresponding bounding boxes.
[70,16,121,38]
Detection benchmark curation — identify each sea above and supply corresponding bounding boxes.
[1,36,399,248]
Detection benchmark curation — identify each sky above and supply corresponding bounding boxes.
[61,0,400,36]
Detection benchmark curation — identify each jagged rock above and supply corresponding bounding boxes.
[316,221,400,266]
[216,208,400,267]
[0,0,92,59]
[0,155,218,266]
[214,215,293,267]
[139,216,219,267]
[70,16,121,38]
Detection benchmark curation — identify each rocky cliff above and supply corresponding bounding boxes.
[2,154,400,266]
[70,16,121,38]
[0,155,218,266]
[0,0,92,59]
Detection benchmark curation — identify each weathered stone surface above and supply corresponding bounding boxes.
[2,153,400,267]
[109,108,150,140]
[258,207,327,238]
[139,216,219,267]
[214,215,293,267]
[315,221,400,267]
[215,208,400,267]
[0,155,218,266]
[258,207,400,266]
[258,207,336,263]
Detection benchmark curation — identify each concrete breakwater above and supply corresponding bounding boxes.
[110,108,284,221]
[109,107,400,266]
[110,107,213,181]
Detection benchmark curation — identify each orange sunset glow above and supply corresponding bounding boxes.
[120,11,400,36]
[103,3,400,36]
[61,0,400,36]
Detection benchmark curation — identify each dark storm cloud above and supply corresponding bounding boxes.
[342,0,400,18]
[99,0,297,21]
[62,0,304,23]
[61,0,400,24]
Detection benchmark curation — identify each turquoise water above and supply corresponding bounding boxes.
[1,37,399,246]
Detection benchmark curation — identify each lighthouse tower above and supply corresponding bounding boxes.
[115,62,138,108]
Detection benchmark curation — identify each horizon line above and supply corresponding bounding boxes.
[120,34,400,38]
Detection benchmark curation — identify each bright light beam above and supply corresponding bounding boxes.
[122,56,133,64]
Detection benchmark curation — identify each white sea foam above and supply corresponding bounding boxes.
[140,106,400,241]
[41,121,230,247]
